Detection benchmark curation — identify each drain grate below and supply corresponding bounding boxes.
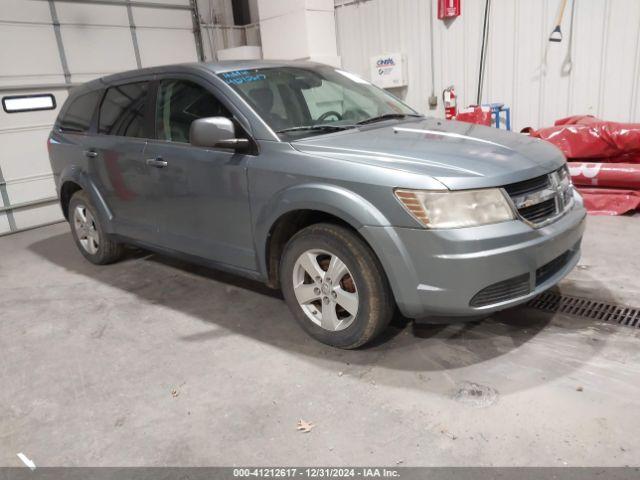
[527,291,640,329]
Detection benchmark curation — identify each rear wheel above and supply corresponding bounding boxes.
[280,223,394,349]
[69,190,123,265]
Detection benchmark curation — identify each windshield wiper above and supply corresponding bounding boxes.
[276,124,355,134]
[356,113,423,125]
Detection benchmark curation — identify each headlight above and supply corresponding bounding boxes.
[395,188,515,229]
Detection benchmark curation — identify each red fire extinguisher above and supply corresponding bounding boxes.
[443,86,457,120]
[438,0,461,20]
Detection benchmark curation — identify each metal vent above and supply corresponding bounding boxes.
[527,291,640,328]
[536,250,572,285]
[470,273,530,307]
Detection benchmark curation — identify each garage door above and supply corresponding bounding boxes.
[0,0,202,235]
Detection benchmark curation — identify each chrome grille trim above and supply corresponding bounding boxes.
[503,166,574,228]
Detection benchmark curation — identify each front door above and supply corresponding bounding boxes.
[143,78,256,271]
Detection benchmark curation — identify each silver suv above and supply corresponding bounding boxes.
[48,61,586,348]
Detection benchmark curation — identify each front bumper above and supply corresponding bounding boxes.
[359,197,587,319]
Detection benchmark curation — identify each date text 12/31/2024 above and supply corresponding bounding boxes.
[233,468,400,478]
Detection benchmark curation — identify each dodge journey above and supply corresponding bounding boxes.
[48,61,586,348]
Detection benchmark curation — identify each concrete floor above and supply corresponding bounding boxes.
[1,216,640,467]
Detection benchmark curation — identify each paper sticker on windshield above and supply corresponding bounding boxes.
[221,70,267,85]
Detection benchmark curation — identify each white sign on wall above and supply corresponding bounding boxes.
[370,53,407,88]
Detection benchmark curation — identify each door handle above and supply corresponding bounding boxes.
[84,150,98,158]
[146,158,168,168]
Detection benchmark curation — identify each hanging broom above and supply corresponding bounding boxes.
[549,0,569,42]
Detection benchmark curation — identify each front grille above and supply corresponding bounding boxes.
[503,174,549,197]
[503,166,573,227]
[519,198,557,223]
[536,250,572,285]
[469,273,530,307]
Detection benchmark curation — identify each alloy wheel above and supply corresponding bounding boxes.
[73,204,100,255]
[292,249,359,331]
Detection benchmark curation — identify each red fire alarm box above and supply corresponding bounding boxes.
[438,0,461,20]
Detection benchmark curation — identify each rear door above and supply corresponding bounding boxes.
[51,88,103,201]
[89,80,160,243]
[143,76,256,271]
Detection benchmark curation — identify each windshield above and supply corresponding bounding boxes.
[218,65,418,139]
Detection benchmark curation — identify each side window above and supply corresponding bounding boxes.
[59,90,102,133]
[156,80,231,143]
[98,82,148,138]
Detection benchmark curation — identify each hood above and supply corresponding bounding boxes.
[291,117,565,190]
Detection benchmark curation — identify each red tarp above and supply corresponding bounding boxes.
[577,188,640,216]
[526,115,640,161]
[525,116,640,215]
[568,162,640,189]
[454,106,492,126]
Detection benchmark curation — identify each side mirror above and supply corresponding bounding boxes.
[189,117,250,151]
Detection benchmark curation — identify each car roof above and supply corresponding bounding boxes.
[202,59,328,73]
[78,60,329,92]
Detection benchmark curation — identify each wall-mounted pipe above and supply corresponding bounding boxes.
[476,0,491,105]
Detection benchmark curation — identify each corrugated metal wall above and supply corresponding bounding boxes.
[335,0,640,131]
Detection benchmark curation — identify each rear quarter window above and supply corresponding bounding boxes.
[59,90,103,133]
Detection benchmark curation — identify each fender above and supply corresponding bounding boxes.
[253,182,392,276]
[58,164,115,234]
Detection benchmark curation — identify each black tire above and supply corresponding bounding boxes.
[280,223,394,349]
[68,190,124,265]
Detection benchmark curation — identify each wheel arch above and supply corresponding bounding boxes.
[256,184,392,288]
[59,180,83,220]
[58,166,114,232]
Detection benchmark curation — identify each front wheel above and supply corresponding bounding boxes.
[69,190,124,265]
[280,223,394,349]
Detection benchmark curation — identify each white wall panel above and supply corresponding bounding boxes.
[336,0,640,131]
[12,204,63,231]
[0,127,55,183]
[0,0,52,23]
[0,24,65,87]
[260,10,309,59]
[567,0,604,119]
[510,0,545,131]
[61,26,138,79]
[132,7,192,28]
[600,0,640,122]
[132,6,197,67]
[6,175,57,206]
[257,0,333,21]
[150,0,191,5]
[136,28,198,67]
[55,3,130,26]
[633,20,640,123]
[0,213,10,235]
